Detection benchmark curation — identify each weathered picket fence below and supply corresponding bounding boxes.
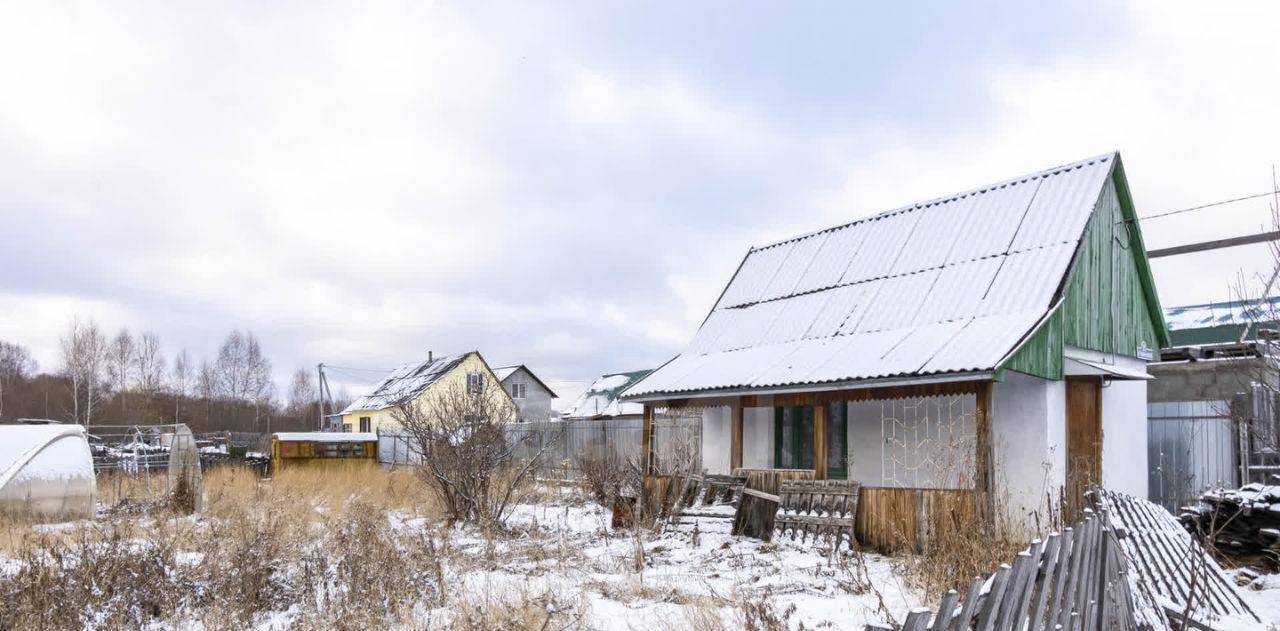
[773,480,862,549]
[868,508,1154,631]
[870,489,1262,631]
[1096,488,1257,624]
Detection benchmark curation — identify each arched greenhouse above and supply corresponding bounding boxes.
[0,424,97,521]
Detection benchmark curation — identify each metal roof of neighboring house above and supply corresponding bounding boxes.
[340,353,469,414]
[626,153,1126,400]
[562,370,653,419]
[1165,297,1280,346]
[490,364,559,398]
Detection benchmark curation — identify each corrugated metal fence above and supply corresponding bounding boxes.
[1147,400,1237,512]
[378,417,702,481]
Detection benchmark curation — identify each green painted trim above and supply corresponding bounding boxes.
[1110,156,1171,348]
[1002,308,1065,380]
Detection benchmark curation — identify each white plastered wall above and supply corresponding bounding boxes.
[991,371,1065,532]
[700,406,775,474]
[1101,378,1149,497]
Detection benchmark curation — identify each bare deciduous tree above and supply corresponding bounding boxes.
[59,316,108,425]
[171,349,192,422]
[391,377,534,527]
[287,367,318,428]
[134,331,167,396]
[0,340,37,419]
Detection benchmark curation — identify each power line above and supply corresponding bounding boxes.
[1140,190,1278,221]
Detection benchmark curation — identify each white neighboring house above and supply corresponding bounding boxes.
[562,370,653,421]
[622,152,1169,532]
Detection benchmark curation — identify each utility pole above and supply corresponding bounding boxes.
[316,363,337,431]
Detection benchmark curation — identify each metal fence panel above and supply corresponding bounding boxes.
[377,417,702,480]
[1147,400,1238,512]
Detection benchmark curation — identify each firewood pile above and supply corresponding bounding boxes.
[1180,483,1280,568]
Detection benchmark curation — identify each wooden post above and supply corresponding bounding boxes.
[730,400,744,471]
[975,381,994,519]
[642,404,655,476]
[814,402,828,480]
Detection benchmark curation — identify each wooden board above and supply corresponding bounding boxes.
[774,479,860,549]
[731,468,814,539]
[1065,377,1102,523]
[854,487,977,554]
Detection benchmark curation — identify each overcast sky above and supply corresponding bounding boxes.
[1,1,1278,406]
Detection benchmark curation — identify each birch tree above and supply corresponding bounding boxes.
[171,349,192,422]
[59,316,108,425]
[107,328,135,417]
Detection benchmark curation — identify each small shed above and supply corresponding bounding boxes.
[0,424,97,521]
[270,432,378,471]
[623,152,1169,544]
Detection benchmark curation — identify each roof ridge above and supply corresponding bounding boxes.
[750,152,1115,253]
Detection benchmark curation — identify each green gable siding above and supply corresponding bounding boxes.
[1003,309,1064,379]
[1059,175,1160,359]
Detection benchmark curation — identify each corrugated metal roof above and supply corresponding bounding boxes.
[627,153,1119,399]
[561,370,653,419]
[341,353,469,414]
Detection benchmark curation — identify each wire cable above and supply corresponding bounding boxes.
[1140,190,1278,221]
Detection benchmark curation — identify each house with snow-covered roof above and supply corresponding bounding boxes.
[562,370,653,421]
[621,152,1169,537]
[491,365,558,422]
[340,351,516,433]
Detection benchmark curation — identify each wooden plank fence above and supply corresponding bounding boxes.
[869,509,1149,631]
[1096,488,1257,624]
[872,490,1263,631]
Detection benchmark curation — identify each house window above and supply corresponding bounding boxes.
[342,423,353,432]
[359,416,371,433]
[466,372,483,394]
[511,383,526,399]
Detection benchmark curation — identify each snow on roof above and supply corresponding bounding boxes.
[562,370,652,419]
[273,432,377,442]
[491,366,517,381]
[341,352,470,414]
[627,153,1132,400]
[1165,297,1280,331]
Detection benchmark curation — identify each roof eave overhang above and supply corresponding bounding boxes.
[622,370,996,404]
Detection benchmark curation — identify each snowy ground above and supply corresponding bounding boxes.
[4,475,1279,630]
[412,498,922,630]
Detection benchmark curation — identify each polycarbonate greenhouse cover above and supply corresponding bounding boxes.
[626,153,1119,399]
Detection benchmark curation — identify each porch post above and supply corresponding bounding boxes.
[642,403,656,476]
[975,381,994,518]
[730,400,744,472]
[814,401,828,480]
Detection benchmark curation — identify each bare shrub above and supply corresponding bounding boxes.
[393,379,542,528]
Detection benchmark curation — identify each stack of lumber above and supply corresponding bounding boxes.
[1179,483,1280,568]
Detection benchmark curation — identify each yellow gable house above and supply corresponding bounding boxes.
[339,351,517,434]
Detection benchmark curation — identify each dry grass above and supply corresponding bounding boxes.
[0,465,456,629]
